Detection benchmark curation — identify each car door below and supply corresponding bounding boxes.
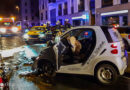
[57,28,96,74]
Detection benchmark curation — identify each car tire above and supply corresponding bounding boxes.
[38,60,56,77]
[95,64,118,85]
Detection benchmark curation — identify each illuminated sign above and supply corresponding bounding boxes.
[72,14,89,20]
[101,10,128,16]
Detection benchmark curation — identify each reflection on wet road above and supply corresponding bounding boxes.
[0,36,129,90]
[0,36,25,50]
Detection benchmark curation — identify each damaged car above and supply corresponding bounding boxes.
[32,26,128,85]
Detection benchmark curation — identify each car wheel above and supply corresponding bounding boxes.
[38,61,56,77]
[95,64,118,85]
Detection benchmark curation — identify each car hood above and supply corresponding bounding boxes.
[27,31,44,35]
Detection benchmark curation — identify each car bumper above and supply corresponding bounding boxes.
[119,56,128,75]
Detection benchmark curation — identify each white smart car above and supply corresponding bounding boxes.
[32,26,128,85]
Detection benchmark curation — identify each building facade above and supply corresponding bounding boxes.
[20,0,40,29]
[39,0,95,26]
[95,0,130,26]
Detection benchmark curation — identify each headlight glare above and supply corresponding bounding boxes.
[12,27,18,32]
[39,34,45,38]
[0,28,6,33]
[23,34,29,39]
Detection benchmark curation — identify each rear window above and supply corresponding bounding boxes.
[101,26,121,43]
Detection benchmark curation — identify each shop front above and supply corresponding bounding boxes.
[101,10,128,26]
[72,14,89,26]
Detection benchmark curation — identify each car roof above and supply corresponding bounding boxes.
[65,26,112,32]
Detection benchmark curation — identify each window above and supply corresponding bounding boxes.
[32,16,34,20]
[42,1,44,9]
[25,16,28,20]
[25,9,28,14]
[48,0,56,3]
[101,26,122,42]
[78,0,85,12]
[64,2,68,15]
[102,0,113,7]
[71,0,74,14]
[121,0,128,4]
[50,9,56,25]
[61,28,96,65]
[46,11,48,20]
[58,4,62,16]
[41,13,43,20]
[25,2,27,6]
[31,9,34,13]
[59,19,63,25]
[90,0,95,10]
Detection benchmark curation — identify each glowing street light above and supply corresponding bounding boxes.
[0,18,3,21]
[16,6,20,13]
[11,17,15,22]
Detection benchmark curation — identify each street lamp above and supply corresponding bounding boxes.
[16,6,20,13]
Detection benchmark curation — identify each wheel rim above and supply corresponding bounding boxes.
[98,67,113,84]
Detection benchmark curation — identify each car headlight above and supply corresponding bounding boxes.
[12,27,18,32]
[39,34,45,38]
[23,34,29,39]
[0,28,6,33]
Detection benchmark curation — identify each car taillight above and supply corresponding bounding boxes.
[128,35,130,39]
[111,43,117,48]
[111,49,118,54]
[111,43,118,54]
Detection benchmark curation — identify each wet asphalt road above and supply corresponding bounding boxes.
[0,36,129,90]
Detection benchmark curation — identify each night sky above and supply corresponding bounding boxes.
[0,0,20,17]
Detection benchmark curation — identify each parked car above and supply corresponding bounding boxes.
[32,26,128,85]
[116,26,130,51]
[23,26,47,44]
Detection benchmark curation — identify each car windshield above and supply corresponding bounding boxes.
[31,27,46,31]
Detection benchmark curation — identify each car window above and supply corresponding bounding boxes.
[78,30,93,40]
[109,28,122,42]
[61,29,79,39]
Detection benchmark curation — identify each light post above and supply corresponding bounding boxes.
[16,6,20,13]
